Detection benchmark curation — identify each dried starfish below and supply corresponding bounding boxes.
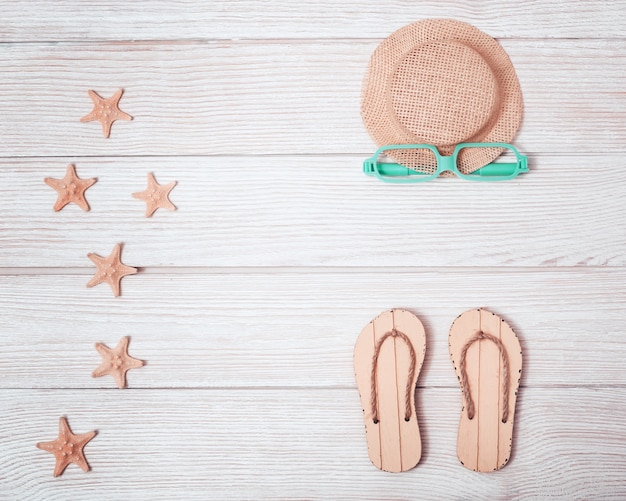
[80,89,132,138]
[36,417,96,477]
[44,164,97,212]
[132,172,177,217]
[92,336,144,388]
[87,243,137,297]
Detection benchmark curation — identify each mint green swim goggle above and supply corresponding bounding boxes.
[363,142,528,183]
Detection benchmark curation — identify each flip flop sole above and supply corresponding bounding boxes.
[449,308,523,472]
[354,309,426,472]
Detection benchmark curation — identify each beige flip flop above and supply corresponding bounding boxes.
[448,308,523,472]
[354,309,426,472]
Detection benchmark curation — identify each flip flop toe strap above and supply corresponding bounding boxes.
[370,329,416,424]
[459,330,511,423]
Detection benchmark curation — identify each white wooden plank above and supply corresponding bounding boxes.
[0,155,623,268]
[1,270,625,388]
[2,387,625,499]
[0,0,624,41]
[0,41,623,157]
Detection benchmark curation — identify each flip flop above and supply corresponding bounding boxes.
[448,308,523,472]
[354,309,426,472]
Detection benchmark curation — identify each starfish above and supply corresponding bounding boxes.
[87,243,137,297]
[80,89,132,138]
[92,336,145,388]
[44,164,97,212]
[36,417,97,477]
[132,173,177,217]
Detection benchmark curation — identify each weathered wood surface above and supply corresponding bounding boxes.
[0,41,623,157]
[2,1,625,498]
[3,388,626,500]
[1,1,624,40]
[1,156,624,267]
[0,270,624,389]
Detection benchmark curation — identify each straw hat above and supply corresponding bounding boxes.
[361,19,523,174]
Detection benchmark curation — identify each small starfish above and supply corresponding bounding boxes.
[92,336,144,388]
[36,417,97,477]
[80,89,132,138]
[132,173,177,217]
[44,164,97,212]
[87,243,137,297]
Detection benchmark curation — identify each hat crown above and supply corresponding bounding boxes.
[389,40,498,149]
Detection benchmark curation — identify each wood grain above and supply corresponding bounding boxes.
[0,269,625,389]
[0,0,624,41]
[0,41,623,157]
[2,387,625,499]
[1,155,624,268]
[1,1,625,497]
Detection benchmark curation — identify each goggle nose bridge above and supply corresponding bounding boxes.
[437,155,457,172]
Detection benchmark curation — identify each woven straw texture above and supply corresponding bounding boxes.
[361,19,523,174]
